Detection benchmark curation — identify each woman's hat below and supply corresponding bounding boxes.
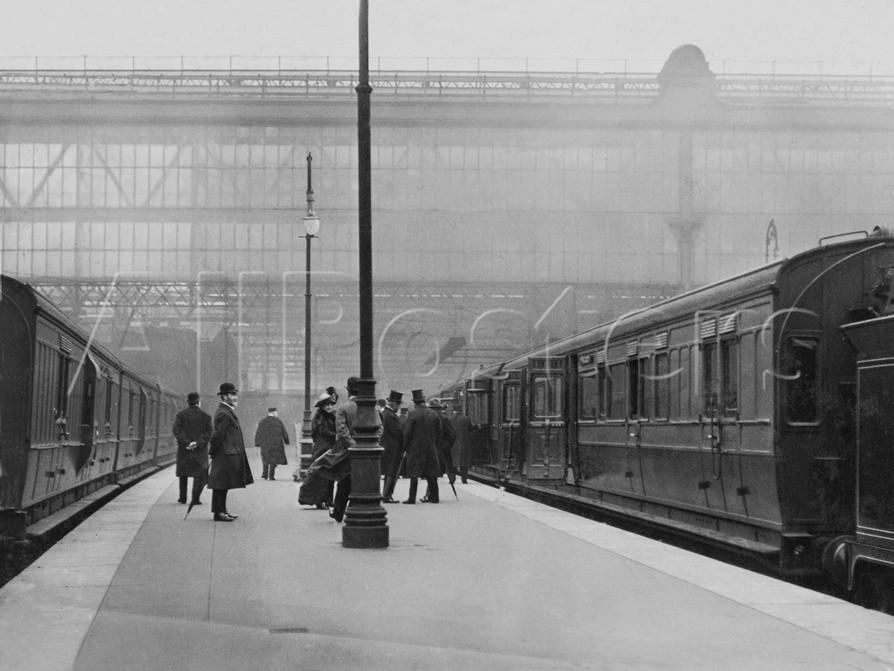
[218,382,238,396]
[315,393,335,407]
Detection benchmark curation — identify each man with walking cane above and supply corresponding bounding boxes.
[206,382,254,522]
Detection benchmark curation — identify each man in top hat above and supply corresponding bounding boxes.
[380,390,403,503]
[172,392,212,506]
[254,407,290,481]
[401,389,442,504]
[207,382,254,521]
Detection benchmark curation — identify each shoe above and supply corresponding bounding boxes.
[420,496,432,503]
[214,513,235,522]
[382,496,397,504]
[177,498,186,504]
[261,475,268,480]
[329,510,344,523]
[402,500,415,505]
[224,513,238,519]
[461,479,468,484]
[190,501,202,506]
[269,476,275,481]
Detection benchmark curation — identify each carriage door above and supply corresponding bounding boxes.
[497,372,523,476]
[856,358,894,544]
[842,317,894,552]
[526,357,567,480]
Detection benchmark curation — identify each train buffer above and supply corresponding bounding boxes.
[2,456,894,671]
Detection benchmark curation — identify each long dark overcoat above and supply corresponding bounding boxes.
[451,412,474,471]
[436,411,456,478]
[379,405,403,477]
[402,404,442,478]
[172,405,212,478]
[298,404,351,506]
[254,415,290,465]
[310,408,336,461]
[207,403,254,490]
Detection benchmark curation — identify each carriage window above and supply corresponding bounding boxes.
[503,384,521,422]
[702,341,718,415]
[628,358,649,419]
[721,338,739,417]
[608,362,626,419]
[653,352,669,419]
[598,364,608,419]
[532,376,563,418]
[579,372,598,420]
[467,391,489,424]
[785,337,819,423]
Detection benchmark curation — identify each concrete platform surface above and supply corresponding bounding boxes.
[2,450,894,670]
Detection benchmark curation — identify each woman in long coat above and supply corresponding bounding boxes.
[298,394,340,508]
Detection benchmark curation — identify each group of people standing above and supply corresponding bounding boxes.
[299,379,472,516]
[173,377,473,524]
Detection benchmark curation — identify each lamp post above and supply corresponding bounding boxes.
[343,0,388,548]
[299,153,320,478]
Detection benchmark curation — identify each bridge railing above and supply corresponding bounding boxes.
[0,67,892,106]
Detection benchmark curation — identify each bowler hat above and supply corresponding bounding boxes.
[267,407,277,413]
[411,389,425,404]
[387,390,403,403]
[315,393,335,408]
[186,392,200,405]
[218,382,238,396]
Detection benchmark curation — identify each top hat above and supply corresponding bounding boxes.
[346,376,360,394]
[387,390,403,404]
[315,392,335,408]
[186,392,200,405]
[218,382,238,396]
[411,389,425,404]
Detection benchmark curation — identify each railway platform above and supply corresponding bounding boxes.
[2,452,894,671]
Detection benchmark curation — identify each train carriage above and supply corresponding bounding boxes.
[0,275,180,537]
[452,230,894,605]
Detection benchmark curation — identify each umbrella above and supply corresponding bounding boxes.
[184,473,208,520]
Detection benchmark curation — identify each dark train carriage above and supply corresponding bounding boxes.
[461,231,894,590]
[0,275,180,536]
[1,275,118,528]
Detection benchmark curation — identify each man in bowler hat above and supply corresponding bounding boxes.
[172,392,212,506]
[207,382,254,521]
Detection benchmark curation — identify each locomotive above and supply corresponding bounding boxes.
[0,274,180,543]
[443,229,894,610]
